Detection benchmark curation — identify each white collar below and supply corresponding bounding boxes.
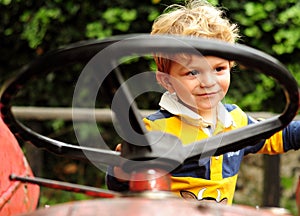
[158,91,234,128]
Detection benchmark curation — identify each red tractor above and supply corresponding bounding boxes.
[0,35,299,215]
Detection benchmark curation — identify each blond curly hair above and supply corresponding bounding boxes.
[151,0,239,73]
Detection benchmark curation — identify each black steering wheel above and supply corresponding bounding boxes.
[0,34,299,173]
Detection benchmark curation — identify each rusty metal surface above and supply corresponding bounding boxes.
[0,118,40,215]
[18,197,286,216]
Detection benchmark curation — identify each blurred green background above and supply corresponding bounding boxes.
[1,0,300,215]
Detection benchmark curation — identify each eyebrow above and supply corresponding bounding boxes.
[191,59,229,68]
[171,57,229,73]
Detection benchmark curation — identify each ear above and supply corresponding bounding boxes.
[156,71,174,92]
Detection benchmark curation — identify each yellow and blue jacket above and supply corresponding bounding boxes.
[106,94,300,204]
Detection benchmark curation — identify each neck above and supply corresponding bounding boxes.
[180,99,217,123]
[169,95,218,125]
[198,108,217,124]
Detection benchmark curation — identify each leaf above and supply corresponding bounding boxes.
[120,9,137,22]
[85,22,112,39]
[102,8,137,32]
[0,0,11,5]
[20,7,62,48]
[244,26,262,38]
[148,9,159,22]
[51,120,65,131]
[244,2,267,21]
[278,4,300,25]
[273,28,300,54]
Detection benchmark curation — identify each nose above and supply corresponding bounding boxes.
[197,71,216,88]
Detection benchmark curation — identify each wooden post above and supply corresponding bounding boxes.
[263,154,280,207]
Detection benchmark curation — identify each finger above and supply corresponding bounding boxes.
[115,143,122,152]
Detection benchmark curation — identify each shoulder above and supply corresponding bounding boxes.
[145,109,174,121]
[143,109,176,132]
[224,104,241,112]
[224,104,247,116]
[224,104,251,126]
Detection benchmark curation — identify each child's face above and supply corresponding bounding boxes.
[162,55,230,115]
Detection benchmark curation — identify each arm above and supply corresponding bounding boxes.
[105,144,130,192]
[282,120,300,151]
[244,120,300,155]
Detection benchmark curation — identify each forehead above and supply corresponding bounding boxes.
[171,54,228,68]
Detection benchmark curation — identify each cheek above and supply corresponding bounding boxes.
[219,75,230,94]
[170,79,198,105]
[170,78,194,94]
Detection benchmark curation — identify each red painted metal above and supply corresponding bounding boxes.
[9,174,120,198]
[16,166,292,216]
[129,168,171,192]
[0,117,40,215]
[18,198,282,216]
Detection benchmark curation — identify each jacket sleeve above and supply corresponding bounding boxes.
[106,166,129,192]
[281,120,300,151]
[244,120,300,155]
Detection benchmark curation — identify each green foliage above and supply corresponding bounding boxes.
[0,0,11,5]
[85,7,137,39]
[223,0,300,57]
[39,189,94,206]
[20,7,62,48]
[219,0,300,113]
[1,0,300,211]
[288,63,300,85]
[86,22,111,39]
[281,176,298,216]
[51,119,65,131]
[272,3,300,54]
[281,176,294,189]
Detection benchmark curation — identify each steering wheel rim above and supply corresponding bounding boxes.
[0,34,298,168]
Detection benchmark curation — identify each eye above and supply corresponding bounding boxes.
[215,67,225,72]
[187,69,200,76]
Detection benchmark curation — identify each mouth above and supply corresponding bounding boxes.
[197,91,219,97]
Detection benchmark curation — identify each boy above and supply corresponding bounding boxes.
[106,0,300,204]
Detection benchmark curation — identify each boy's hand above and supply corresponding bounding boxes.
[113,144,130,182]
